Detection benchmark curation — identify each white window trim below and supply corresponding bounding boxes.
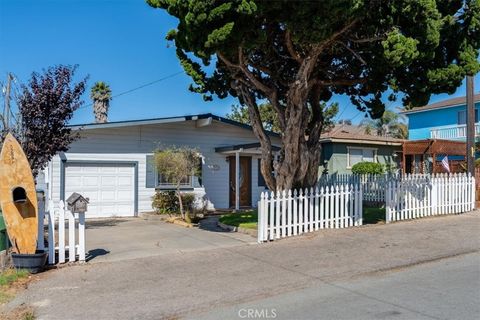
[346,146,378,169]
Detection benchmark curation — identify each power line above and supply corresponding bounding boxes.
[79,70,184,110]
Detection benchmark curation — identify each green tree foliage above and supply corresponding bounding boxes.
[351,162,385,175]
[90,81,112,123]
[147,0,480,190]
[154,146,200,220]
[227,102,339,133]
[362,110,408,139]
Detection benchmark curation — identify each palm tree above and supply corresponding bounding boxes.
[90,82,112,123]
[362,110,408,139]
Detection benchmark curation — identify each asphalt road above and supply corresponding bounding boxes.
[3,211,480,320]
[191,252,480,320]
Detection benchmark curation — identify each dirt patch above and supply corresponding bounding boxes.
[0,269,43,319]
[1,305,36,320]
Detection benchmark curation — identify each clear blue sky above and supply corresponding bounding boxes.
[1,0,479,125]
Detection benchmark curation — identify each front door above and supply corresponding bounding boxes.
[229,156,252,208]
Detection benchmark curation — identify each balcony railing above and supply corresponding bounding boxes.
[430,124,480,140]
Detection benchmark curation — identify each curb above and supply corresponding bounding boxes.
[217,221,257,238]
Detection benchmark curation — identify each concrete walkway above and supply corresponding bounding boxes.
[84,215,256,263]
[3,211,480,320]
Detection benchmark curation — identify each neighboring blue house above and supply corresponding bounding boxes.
[403,94,480,141]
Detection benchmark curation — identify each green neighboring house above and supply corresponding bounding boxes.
[319,125,404,174]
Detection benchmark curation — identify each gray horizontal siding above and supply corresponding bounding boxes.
[49,120,279,213]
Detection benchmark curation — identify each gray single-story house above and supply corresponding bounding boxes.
[40,114,281,218]
[319,124,404,174]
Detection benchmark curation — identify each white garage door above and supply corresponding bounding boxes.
[64,163,135,218]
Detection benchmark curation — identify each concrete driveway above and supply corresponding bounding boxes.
[84,215,256,263]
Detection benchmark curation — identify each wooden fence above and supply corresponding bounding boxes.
[38,200,86,264]
[258,185,363,242]
[385,173,475,223]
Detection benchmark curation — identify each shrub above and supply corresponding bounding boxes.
[181,193,196,213]
[475,158,480,167]
[351,162,385,175]
[151,191,197,215]
[151,191,178,214]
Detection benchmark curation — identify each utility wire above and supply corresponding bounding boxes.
[79,70,184,110]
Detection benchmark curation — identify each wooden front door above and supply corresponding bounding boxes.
[229,156,252,208]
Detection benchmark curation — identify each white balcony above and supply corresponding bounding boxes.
[430,124,480,140]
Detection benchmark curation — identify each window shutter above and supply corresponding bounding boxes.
[146,155,156,188]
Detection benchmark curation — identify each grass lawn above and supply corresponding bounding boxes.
[363,207,386,224]
[219,207,385,229]
[0,269,29,305]
[219,210,258,230]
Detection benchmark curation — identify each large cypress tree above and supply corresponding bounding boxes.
[147,0,480,191]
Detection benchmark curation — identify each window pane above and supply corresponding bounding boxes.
[363,149,375,162]
[349,149,363,166]
[458,111,466,125]
[157,174,191,186]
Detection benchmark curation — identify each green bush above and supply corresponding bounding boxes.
[151,191,197,215]
[351,162,385,175]
[475,158,480,167]
[181,193,196,213]
[152,191,178,214]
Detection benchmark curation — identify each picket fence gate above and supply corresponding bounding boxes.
[258,184,363,242]
[38,200,86,264]
[385,173,475,223]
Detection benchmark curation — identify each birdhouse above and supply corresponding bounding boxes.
[66,192,89,214]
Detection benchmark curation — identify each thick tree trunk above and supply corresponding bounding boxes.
[240,83,323,192]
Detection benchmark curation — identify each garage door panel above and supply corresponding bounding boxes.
[67,176,82,188]
[118,190,133,200]
[100,190,116,201]
[65,163,135,218]
[84,176,100,186]
[117,176,133,186]
[101,176,116,186]
[82,166,99,173]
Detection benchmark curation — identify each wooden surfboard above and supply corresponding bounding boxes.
[0,133,38,254]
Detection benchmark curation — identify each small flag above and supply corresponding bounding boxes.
[441,155,450,173]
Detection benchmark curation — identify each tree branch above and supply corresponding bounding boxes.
[349,35,385,43]
[237,84,277,190]
[285,30,302,63]
[336,41,367,65]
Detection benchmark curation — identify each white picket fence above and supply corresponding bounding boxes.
[258,185,363,242]
[386,173,475,223]
[318,173,401,202]
[38,200,86,264]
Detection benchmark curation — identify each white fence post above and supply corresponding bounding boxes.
[68,209,76,262]
[257,197,264,243]
[58,201,66,264]
[386,181,391,223]
[78,212,86,262]
[47,200,55,265]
